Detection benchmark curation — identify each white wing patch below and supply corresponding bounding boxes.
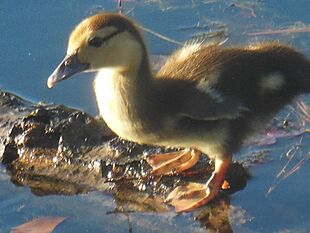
[260,72,286,92]
[196,74,224,103]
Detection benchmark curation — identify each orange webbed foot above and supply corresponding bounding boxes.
[165,156,231,212]
[147,149,201,175]
[165,182,212,212]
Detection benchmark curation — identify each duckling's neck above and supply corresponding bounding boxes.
[94,52,155,142]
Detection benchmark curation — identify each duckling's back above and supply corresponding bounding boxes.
[156,42,310,114]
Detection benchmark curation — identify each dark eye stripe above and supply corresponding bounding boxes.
[88,28,124,47]
[88,37,103,47]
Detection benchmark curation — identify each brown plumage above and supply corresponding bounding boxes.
[47,13,310,212]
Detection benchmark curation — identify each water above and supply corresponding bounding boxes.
[1,0,310,232]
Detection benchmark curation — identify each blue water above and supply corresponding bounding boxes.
[1,1,310,232]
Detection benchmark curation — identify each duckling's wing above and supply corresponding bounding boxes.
[156,44,248,121]
[179,86,248,121]
[154,78,247,121]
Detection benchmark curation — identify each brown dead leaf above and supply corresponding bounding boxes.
[11,216,65,233]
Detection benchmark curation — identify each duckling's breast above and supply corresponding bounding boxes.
[94,70,160,143]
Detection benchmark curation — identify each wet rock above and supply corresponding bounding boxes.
[2,140,18,165]
[0,90,249,213]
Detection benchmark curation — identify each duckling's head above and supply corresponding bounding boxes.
[47,13,146,88]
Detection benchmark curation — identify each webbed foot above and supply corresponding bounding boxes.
[165,156,231,212]
[147,149,201,175]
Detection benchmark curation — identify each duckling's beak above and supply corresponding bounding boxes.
[47,52,89,88]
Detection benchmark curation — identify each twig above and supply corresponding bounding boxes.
[117,0,182,45]
[296,101,310,123]
[118,0,123,14]
[276,144,300,178]
[230,3,256,18]
[137,24,184,46]
[247,27,310,36]
[282,153,310,179]
[266,137,309,195]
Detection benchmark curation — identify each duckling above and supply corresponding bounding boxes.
[47,13,310,212]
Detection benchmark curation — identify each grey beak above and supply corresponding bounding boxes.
[47,52,89,88]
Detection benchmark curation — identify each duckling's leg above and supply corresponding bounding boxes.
[147,149,201,175]
[165,155,231,212]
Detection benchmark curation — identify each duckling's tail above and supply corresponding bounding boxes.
[296,58,310,93]
[301,66,310,93]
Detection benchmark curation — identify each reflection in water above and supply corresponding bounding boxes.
[111,192,234,233]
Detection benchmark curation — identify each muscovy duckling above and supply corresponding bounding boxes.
[47,13,310,212]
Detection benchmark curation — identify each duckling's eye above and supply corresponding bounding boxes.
[88,37,104,48]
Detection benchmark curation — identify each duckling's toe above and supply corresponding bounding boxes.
[166,157,231,212]
[147,149,201,175]
[165,182,206,202]
[165,182,216,212]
